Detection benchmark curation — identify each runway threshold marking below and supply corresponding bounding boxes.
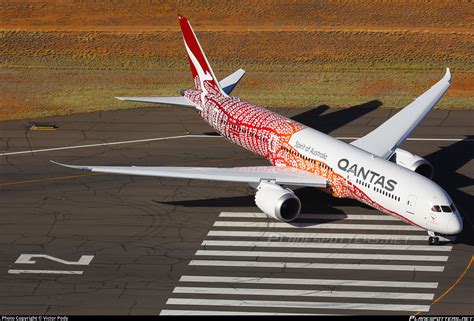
[166,298,431,312]
[189,260,445,272]
[172,286,435,300]
[201,240,452,251]
[179,275,439,288]
[195,250,448,262]
[0,135,470,157]
[213,221,423,230]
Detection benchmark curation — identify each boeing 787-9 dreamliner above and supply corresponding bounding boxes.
[53,15,463,245]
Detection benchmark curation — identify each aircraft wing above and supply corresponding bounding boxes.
[115,69,246,106]
[115,96,196,108]
[351,68,451,159]
[51,161,327,188]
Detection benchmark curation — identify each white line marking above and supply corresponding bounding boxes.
[201,240,452,252]
[15,254,94,265]
[2,135,469,157]
[213,221,422,231]
[159,310,318,315]
[208,230,429,241]
[8,269,84,275]
[173,286,434,300]
[220,212,397,221]
[189,260,445,272]
[166,298,431,312]
[337,137,472,142]
[179,275,439,288]
[195,250,448,262]
[0,134,220,156]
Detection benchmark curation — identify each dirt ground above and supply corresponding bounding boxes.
[0,0,472,120]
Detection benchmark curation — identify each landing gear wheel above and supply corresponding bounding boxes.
[428,236,440,245]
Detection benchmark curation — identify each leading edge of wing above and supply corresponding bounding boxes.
[51,161,327,188]
[114,96,197,108]
[351,68,451,159]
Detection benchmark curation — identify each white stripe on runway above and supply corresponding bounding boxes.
[160,310,318,315]
[0,134,220,156]
[189,260,444,272]
[214,221,422,231]
[219,212,397,221]
[166,298,431,312]
[179,275,439,288]
[189,260,445,272]
[8,269,83,275]
[3,135,466,157]
[201,240,452,252]
[195,250,448,262]
[337,137,471,142]
[173,287,434,300]
[208,230,429,241]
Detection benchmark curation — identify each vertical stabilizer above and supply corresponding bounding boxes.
[178,14,227,97]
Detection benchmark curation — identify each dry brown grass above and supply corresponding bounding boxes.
[0,0,472,120]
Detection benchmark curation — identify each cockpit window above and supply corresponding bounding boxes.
[431,205,441,212]
[450,203,456,212]
[441,205,452,213]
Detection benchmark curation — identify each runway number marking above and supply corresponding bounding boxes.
[8,254,94,275]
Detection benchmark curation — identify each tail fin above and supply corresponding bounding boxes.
[178,14,227,97]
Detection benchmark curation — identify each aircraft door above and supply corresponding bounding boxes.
[406,194,417,214]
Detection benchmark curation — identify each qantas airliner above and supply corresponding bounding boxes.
[53,15,463,245]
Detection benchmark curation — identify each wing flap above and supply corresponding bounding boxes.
[351,68,451,159]
[51,161,327,188]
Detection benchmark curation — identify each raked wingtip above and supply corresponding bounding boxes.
[444,67,451,84]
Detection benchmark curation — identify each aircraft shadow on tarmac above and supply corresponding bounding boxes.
[290,100,382,134]
[203,100,382,136]
[154,188,357,224]
[423,135,474,245]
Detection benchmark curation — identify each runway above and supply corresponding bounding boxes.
[0,105,472,315]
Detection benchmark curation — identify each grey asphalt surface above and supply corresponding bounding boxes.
[0,104,472,315]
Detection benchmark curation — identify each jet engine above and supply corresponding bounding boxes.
[390,148,433,179]
[254,181,301,222]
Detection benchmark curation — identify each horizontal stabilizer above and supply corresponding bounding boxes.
[115,96,196,108]
[51,161,327,188]
[220,69,246,94]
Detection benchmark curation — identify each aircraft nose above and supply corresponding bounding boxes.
[447,215,463,235]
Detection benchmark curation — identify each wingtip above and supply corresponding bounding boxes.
[115,96,126,101]
[444,67,451,83]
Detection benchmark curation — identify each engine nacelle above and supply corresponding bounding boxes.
[390,148,433,179]
[254,181,301,222]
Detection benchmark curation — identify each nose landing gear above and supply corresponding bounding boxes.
[427,230,455,245]
[428,235,440,245]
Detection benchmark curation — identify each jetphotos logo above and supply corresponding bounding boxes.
[338,158,397,192]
